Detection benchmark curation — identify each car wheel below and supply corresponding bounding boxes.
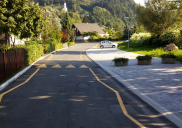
[112,45,115,48]
[100,45,104,49]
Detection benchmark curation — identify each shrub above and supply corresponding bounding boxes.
[49,30,62,43]
[24,43,44,65]
[42,40,54,53]
[112,57,129,63]
[60,31,68,43]
[136,55,152,60]
[161,53,176,58]
[0,44,10,51]
[52,40,63,50]
[68,42,75,47]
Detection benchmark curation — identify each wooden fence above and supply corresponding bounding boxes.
[0,49,25,83]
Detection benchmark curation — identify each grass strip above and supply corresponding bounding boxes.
[117,41,182,63]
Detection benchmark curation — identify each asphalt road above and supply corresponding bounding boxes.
[0,43,177,128]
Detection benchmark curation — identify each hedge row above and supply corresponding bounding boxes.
[24,44,44,65]
[42,40,64,53]
[129,32,182,48]
[0,40,76,65]
[68,42,75,47]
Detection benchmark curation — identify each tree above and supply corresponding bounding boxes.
[62,12,72,31]
[88,31,98,40]
[82,16,90,23]
[81,31,98,41]
[113,23,121,32]
[115,30,124,39]
[136,0,182,35]
[62,12,75,42]
[0,0,46,45]
[47,7,62,31]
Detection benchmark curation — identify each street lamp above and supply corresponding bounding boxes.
[125,17,129,49]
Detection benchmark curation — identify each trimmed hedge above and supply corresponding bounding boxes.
[42,40,63,53]
[24,44,44,65]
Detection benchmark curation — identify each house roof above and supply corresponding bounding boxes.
[73,23,105,34]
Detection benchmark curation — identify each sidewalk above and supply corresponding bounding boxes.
[86,48,182,127]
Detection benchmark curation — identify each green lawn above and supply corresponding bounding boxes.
[117,41,182,63]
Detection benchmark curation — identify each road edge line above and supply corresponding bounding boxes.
[0,46,76,92]
[89,68,146,128]
[86,50,182,128]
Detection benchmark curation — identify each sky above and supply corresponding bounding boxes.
[134,0,145,6]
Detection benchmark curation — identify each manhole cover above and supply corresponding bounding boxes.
[76,83,90,87]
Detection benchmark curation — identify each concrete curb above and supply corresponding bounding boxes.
[86,50,182,128]
[0,45,77,92]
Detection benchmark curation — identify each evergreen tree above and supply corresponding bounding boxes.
[62,12,75,42]
[62,12,72,31]
[82,16,90,23]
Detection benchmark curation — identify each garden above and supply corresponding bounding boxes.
[117,32,182,63]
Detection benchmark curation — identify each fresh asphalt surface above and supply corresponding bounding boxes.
[0,43,177,128]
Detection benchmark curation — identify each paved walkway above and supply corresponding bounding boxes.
[86,48,182,127]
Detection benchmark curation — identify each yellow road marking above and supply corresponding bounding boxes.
[79,65,89,68]
[66,64,76,68]
[0,68,40,103]
[80,52,83,60]
[89,68,146,128]
[48,54,52,60]
[51,64,62,68]
[37,64,47,68]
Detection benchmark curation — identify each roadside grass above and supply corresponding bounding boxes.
[117,41,182,63]
[0,67,26,86]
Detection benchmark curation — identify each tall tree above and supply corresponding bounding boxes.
[62,12,75,42]
[62,12,72,31]
[47,7,62,31]
[136,0,182,35]
[0,0,46,45]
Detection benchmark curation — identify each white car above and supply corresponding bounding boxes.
[100,41,118,49]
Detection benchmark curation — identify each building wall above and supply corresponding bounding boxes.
[9,35,26,46]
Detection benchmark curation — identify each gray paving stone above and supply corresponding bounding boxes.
[87,48,182,121]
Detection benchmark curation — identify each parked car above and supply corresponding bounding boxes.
[100,41,118,49]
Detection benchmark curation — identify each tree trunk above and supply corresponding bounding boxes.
[11,36,16,47]
[5,33,10,45]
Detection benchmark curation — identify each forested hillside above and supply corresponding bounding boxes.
[30,0,136,28]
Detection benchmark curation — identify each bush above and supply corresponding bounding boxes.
[24,43,44,65]
[129,31,182,48]
[136,55,152,60]
[112,57,129,63]
[52,40,63,50]
[0,44,10,51]
[42,40,54,53]
[161,53,176,58]
[68,42,75,47]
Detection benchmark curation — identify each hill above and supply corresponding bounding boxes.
[31,0,136,28]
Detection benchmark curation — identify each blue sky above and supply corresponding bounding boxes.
[134,0,145,6]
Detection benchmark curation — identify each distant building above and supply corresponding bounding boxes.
[73,23,109,41]
[62,1,68,12]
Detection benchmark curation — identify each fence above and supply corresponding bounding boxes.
[0,49,25,83]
